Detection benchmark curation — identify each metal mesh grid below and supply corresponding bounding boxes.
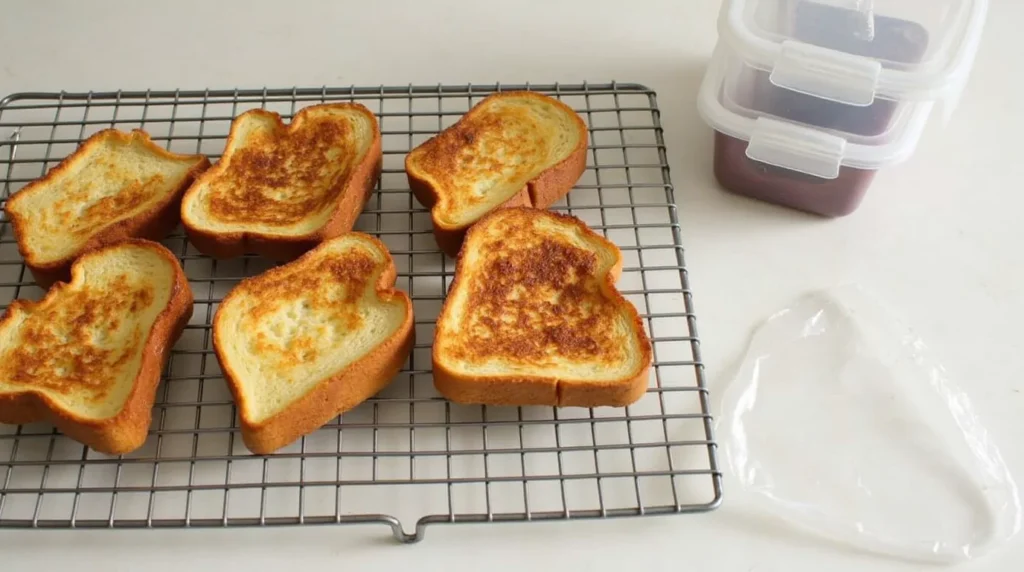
[0,83,721,543]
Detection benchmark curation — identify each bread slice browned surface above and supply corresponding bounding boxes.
[433,207,652,407]
[405,91,588,257]
[181,103,382,261]
[5,129,209,287]
[213,233,413,454]
[0,239,193,454]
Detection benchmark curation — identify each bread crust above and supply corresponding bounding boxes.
[406,91,589,257]
[182,104,383,262]
[432,208,652,408]
[213,234,414,455]
[5,129,210,288]
[0,239,194,454]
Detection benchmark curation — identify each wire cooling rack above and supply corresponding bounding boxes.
[0,83,721,542]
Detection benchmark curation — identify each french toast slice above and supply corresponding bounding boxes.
[0,240,194,454]
[5,129,210,287]
[405,91,588,257]
[433,208,652,407]
[181,103,383,261]
[213,233,413,454]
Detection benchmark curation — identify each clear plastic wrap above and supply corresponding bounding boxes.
[717,286,1020,564]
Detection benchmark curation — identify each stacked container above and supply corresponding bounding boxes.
[698,0,989,216]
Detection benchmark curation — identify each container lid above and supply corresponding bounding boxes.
[697,44,933,179]
[718,0,989,106]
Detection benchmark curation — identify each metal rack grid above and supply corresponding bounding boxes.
[0,83,721,543]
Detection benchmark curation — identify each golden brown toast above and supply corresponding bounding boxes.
[5,129,209,287]
[433,207,652,407]
[181,103,382,261]
[405,92,588,257]
[0,239,194,454]
[213,233,413,454]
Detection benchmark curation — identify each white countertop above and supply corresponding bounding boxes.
[1,0,1022,570]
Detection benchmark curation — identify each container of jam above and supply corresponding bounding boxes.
[697,45,932,217]
[699,0,988,216]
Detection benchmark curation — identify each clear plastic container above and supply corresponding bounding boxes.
[718,0,989,133]
[697,44,932,217]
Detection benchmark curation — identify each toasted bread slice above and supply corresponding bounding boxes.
[0,240,193,454]
[5,129,209,287]
[433,208,652,407]
[405,91,588,256]
[181,103,383,261]
[213,233,413,454]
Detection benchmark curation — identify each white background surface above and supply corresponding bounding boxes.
[0,0,1021,570]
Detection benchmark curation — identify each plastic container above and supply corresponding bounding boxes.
[745,1,930,137]
[718,0,989,133]
[697,44,932,217]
